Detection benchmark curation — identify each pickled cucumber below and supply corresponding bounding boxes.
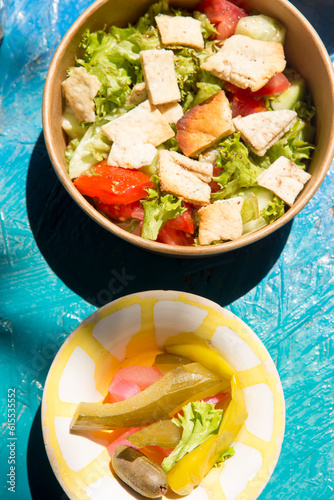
[112,445,168,498]
[128,420,182,448]
[154,352,192,374]
[70,362,224,431]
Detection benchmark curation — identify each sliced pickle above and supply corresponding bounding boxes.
[128,420,182,448]
[154,353,192,374]
[70,363,224,431]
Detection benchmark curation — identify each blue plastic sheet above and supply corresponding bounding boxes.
[0,1,333,499]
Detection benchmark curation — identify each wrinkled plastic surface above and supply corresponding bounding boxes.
[0,0,333,499]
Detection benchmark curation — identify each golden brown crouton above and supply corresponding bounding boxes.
[176,90,235,157]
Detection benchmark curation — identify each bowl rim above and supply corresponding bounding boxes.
[41,289,286,500]
[42,0,334,257]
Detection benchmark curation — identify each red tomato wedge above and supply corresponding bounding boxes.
[231,94,267,117]
[254,72,291,96]
[96,200,145,222]
[197,0,247,40]
[225,73,290,98]
[157,226,195,246]
[74,160,154,205]
[165,204,196,234]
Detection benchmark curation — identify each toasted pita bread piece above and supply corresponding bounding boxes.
[256,156,311,206]
[126,82,147,106]
[198,198,244,245]
[158,150,213,206]
[126,83,183,123]
[62,67,101,123]
[101,100,174,147]
[155,14,204,50]
[233,110,297,156]
[140,49,181,106]
[176,90,235,157]
[107,133,157,169]
[202,34,286,92]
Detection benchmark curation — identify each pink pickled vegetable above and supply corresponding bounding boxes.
[108,378,141,403]
[111,365,163,391]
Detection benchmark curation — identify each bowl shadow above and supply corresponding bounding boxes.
[26,132,292,308]
[27,404,69,500]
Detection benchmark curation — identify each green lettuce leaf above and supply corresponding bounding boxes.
[260,196,286,224]
[211,133,264,200]
[141,176,186,240]
[68,120,111,179]
[161,401,224,473]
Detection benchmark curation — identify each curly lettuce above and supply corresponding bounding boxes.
[141,175,186,240]
[211,133,264,201]
[161,401,224,473]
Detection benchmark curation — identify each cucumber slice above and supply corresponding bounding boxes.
[235,14,286,44]
[271,77,306,111]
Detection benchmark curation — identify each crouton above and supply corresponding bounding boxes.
[101,100,174,147]
[155,14,204,50]
[140,49,181,105]
[233,110,297,156]
[126,84,183,123]
[107,133,157,169]
[157,102,184,123]
[126,82,147,106]
[61,67,101,123]
[198,198,244,244]
[202,34,286,92]
[256,156,311,206]
[176,90,235,157]
[158,150,213,206]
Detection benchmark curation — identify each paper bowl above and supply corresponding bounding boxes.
[42,290,285,500]
[42,0,334,257]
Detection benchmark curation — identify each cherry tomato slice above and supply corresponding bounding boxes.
[157,226,195,246]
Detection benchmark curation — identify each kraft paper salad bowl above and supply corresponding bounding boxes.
[42,0,334,256]
[41,290,285,500]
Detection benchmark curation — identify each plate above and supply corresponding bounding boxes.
[42,290,285,500]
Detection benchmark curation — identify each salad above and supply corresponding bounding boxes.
[70,342,246,497]
[62,0,316,247]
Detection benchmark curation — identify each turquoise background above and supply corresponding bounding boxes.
[0,0,333,498]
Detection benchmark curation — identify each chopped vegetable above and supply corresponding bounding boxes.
[70,363,226,431]
[128,420,183,448]
[166,343,234,380]
[166,375,247,496]
[74,160,154,205]
[161,401,224,472]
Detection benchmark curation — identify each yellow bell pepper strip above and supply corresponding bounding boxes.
[70,363,224,431]
[166,375,247,496]
[166,343,235,381]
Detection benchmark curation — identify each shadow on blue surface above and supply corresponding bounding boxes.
[26,133,292,308]
[27,405,69,499]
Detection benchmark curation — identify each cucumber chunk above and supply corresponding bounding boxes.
[271,72,306,110]
[235,14,286,44]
